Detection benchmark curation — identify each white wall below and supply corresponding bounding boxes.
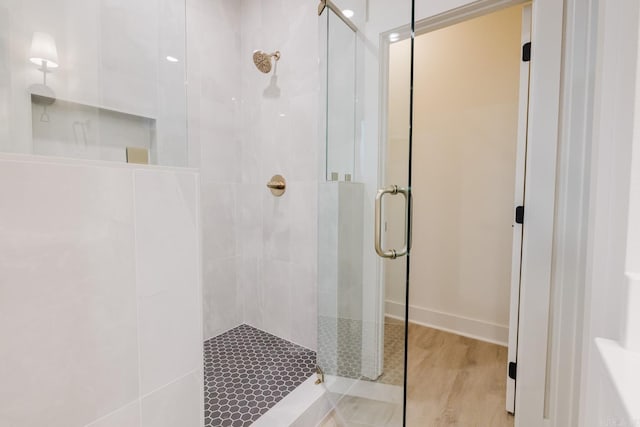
[385,6,523,345]
[0,155,203,427]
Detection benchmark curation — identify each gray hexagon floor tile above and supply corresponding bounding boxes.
[204,324,316,427]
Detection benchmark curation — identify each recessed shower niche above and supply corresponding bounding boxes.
[31,93,157,164]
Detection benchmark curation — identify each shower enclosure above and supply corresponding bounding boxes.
[317,0,415,424]
[0,0,417,424]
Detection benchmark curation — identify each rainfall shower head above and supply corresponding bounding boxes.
[253,50,280,74]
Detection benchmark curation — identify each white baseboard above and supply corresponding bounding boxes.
[385,300,509,346]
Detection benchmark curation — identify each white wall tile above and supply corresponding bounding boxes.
[189,0,244,340]
[288,181,318,265]
[262,189,292,263]
[235,184,263,257]
[290,262,318,350]
[261,258,293,340]
[238,256,263,329]
[230,0,320,347]
[0,160,139,427]
[199,119,242,185]
[141,370,203,427]
[203,256,241,339]
[288,94,320,182]
[137,287,202,395]
[192,0,320,348]
[0,157,203,426]
[134,169,199,297]
[134,169,202,394]
[201,183,237,259]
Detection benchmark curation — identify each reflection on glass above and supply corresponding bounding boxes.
[317,1,413,426]
[325,7,356,181]
[0,0,187,167]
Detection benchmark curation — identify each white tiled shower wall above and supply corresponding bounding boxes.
[0,1,318,426]
[0,155,203,427]
[191,0,319,350]
[187,0,244,341]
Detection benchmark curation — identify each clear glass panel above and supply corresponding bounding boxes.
[0,0,187,166]
[325,8,356,181]
[401,7,523,425]
[317,1,414,425]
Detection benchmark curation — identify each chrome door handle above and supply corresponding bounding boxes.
[375,185,411,259]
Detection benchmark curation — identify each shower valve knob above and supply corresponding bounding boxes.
[266,175,286,196]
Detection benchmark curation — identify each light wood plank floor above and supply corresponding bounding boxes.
[319,322,514,426]
[405,323,513,426]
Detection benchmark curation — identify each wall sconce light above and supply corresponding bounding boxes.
[29,32,58,122]
[29,32,59,86]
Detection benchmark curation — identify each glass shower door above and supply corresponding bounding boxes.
[317,0,414,425]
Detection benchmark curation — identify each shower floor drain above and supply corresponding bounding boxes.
[204,324,316,427]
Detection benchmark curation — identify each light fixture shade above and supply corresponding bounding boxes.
[29,32,59,68]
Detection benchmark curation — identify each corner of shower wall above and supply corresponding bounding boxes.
[236,0,321,350]
[186,0,244,341]
[189,0,321,349]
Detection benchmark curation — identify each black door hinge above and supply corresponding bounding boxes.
[522,42,531,62]
[508,362,517,380]
[515,206,524,224]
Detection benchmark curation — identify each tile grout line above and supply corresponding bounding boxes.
[140,369,201,400]
[131,170,144,426]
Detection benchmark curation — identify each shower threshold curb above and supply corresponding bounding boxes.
[251,375,330,427]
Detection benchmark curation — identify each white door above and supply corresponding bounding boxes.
[506,4,532,414]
